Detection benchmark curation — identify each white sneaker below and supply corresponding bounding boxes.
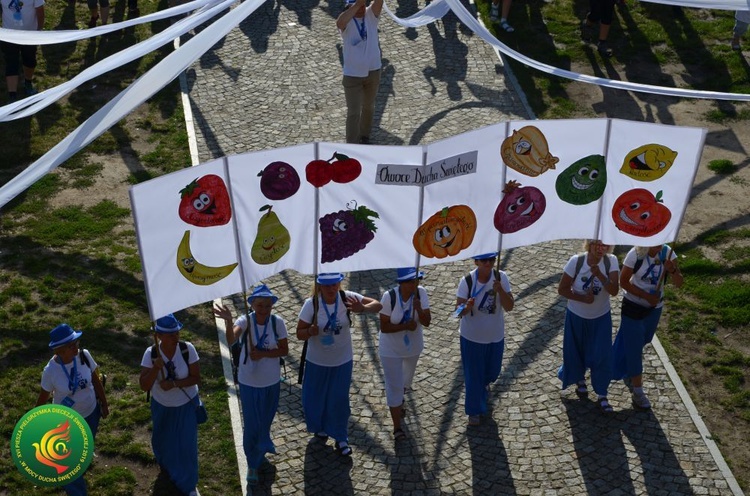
[632,391,651,410]
[188,489,201,496]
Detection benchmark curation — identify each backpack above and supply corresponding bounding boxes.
[146,341,188,401]
[572,253,611,281]
[632,245,669,274]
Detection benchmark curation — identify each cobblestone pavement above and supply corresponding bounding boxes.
[186,1,738,494]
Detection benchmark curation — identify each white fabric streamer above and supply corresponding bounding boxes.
[0,0,264,210]
[384,0,750,102]
[0,0,222,44]
[0,0,235,121]
[639,0,750,10]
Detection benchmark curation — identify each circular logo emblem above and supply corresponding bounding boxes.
[11,405,94,487]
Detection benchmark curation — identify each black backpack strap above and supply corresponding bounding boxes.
[339,290,352,326]
[388,288,397,312]
[633,256,645,274]
[603,254,611,275]
[146,344,159,403]
[464,273,473,297]
[179,341,189,365]
[572,254,585,281]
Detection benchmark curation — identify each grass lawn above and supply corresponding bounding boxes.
[1,0,749,493]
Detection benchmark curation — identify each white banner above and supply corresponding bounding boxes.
[130,118,706,320]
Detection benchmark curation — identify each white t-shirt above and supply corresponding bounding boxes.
[1,0,44,30]
[298,290,362,367]
[456,269,511,344]
[340,7,382,77]
[622,246,677,309]
[564,253,619,319]
[140,341,199,407]
[41,349,98,417]
[233,313,288,388]
[379,286,430,358]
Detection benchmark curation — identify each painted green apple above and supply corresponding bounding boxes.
[555,154,607,205]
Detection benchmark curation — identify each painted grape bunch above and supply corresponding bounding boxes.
[319,201,379,263]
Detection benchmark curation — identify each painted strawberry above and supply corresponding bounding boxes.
[178,174,232,227]
[258,161,300,200]
[319,201,378,263]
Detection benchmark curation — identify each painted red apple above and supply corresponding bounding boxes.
[612,189,672,237]
[305,159,334,188]
[331,153,362,183]
[258,161,300,200]
[494,180,546,233]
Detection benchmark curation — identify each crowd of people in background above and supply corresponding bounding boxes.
[36,240,683,493]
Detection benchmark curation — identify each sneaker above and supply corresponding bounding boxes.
[188,489,201,496]
[632,391,651,410]
[597,40,613,58]
[490,4,499,22]
[23,83,37,96]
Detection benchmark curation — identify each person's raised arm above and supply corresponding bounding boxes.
[371,0,383,17]
[336,0,365,30]
[36,5,45,30]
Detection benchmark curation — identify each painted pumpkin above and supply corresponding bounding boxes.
[555,154,607,205]
[612,189,672,237]
[494,180,546,233]
[413,205,477,258]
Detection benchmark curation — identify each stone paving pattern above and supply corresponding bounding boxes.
[186,1,736,494]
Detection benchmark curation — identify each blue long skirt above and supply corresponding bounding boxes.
[558,310,613,396]
[64,403,101,496]
[302,360,352,443]
[240,382,280,469]
[150,399,198,495]
[460,337,504,416]
[612,307,663,380]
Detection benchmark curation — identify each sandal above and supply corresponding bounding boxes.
[468,415,481,426]
[597,397,614,415]
[336,441,353,456]
[393,428,407,441]
[87,15,99,28]
[575,382,588,399]
[731,41,741,51]
[314,432,329,442]
[500,20,515,33]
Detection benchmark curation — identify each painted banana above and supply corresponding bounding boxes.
[176,230,238,285]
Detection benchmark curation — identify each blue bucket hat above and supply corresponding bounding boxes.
[247,284,279,304]
[473,252,497,260]
[396,267,424,282]
[317,273,345,285]
[49,323,83,349]
[154,314,183,333]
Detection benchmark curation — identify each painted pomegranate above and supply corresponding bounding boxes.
[494,180,546,233]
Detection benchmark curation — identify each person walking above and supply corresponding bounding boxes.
[36,324,109,496]
[1,0,44,102]
[557,240,619,414]
[337,0,383,144]
[612,244,683,410]
[214,285,289,486]
[296,272,382,456]
[139,314,202,496]
[580,0,616,57]
[378,267,432,440]
[454,253,514,426]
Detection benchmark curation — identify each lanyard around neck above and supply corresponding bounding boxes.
[397,289,413,320]
[353,17,367,41]
[321,294,339,330]
[58,356,78,395]
[252,312,270,349]
[471,272,488,299]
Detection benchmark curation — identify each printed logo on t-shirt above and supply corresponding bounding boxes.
[477,289,497,314]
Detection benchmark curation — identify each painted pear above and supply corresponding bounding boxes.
[251,205,291,265]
